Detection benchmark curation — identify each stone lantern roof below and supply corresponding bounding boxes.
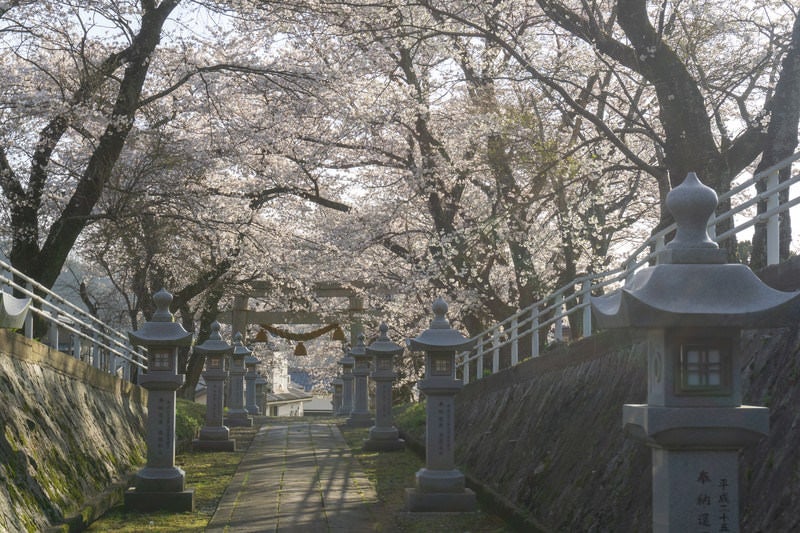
[129,288,193,347]
[231,332,251,358]
[193,321,232,356]
[409,297,476,352]
[339,343,355,367]
[366,323,404,356]
[592,173,800,329]
[350,333,368,358]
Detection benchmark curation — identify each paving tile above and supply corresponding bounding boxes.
[206,417,378,532]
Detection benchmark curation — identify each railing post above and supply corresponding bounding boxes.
[625,259,635,284]
[71,332,81,360]
[656,235,667,252]
[476,341,484,379]
[707,213,717,242]
[655,235,666,264]
[510,317,519,366]
[492,330,500,374]
[48,310,59,350]
[463,352,471,385]
[582,280,592,338]
[24,283,34,339]
[531,311,540,358]
[92,331,101,369]
[554,294,564,342]
[767,170,780,265]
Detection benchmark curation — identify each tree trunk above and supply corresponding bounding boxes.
[178,284,226,400]
[750,14,800,269]
[5,1,179,290]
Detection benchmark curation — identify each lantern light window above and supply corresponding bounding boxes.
[151,350,173,371]
[678,340,730,395]
[432,355,452,376]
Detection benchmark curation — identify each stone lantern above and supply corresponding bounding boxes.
[255,373,268,415]
[363,323,405,452]
[347,333,373,426]
[125,288,194,512]
[592,173,800,532]
[245,351,261,415]
[338,344,355,416]
[332,376,343,414]
[405,297,477,512]
[225,332,252,427]
[192,321,235,452]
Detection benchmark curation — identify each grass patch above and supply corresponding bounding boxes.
[87,407,257,532]
[175,398,206,453]
[90,411,515,532]
[338,423,513,532]
[393,401,426,444]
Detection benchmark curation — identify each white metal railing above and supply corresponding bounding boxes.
[0,257,147,380]
[458,151,800,384]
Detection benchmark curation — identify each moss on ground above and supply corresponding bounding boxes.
[338,422,513,532]
[89,406,520,532]
[87,404,257,533]
[87,432,257,531]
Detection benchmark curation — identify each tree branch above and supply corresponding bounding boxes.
[247,186,351,212]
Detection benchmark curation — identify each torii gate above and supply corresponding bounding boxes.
[217,282,367,418]
[225,281,366,346]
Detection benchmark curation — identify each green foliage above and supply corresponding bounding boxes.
[175,399,205,452]
[393,401,426,443]
[736,240,753,265]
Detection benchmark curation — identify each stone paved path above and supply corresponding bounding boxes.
[206,419,378,532]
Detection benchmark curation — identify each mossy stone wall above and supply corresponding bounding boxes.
[0,330,147,531]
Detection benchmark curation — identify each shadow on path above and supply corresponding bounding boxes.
[206,417,377,532]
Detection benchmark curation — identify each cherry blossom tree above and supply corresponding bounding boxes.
[417,0,800,260]
[4,0,797,388]
[238,0,651,337]
[0,0,348,292]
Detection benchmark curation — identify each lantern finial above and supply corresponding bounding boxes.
[666,172,718,250]
[209,320,222,340]
[152,288,174,322]
[430,297,449,329]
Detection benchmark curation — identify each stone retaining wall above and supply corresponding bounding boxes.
[0,330,147,531]
[453,326,800,531]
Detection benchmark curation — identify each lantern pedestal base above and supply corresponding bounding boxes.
[124,488,194,512]
[346,412,373,427]
[363,438,404,452]
[405,488,476,512]
[225,411,253,427]
[125,466,194,512]
[193,438,236,452]
[363,426,404,451]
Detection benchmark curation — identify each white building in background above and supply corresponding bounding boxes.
[264,350,312,417]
